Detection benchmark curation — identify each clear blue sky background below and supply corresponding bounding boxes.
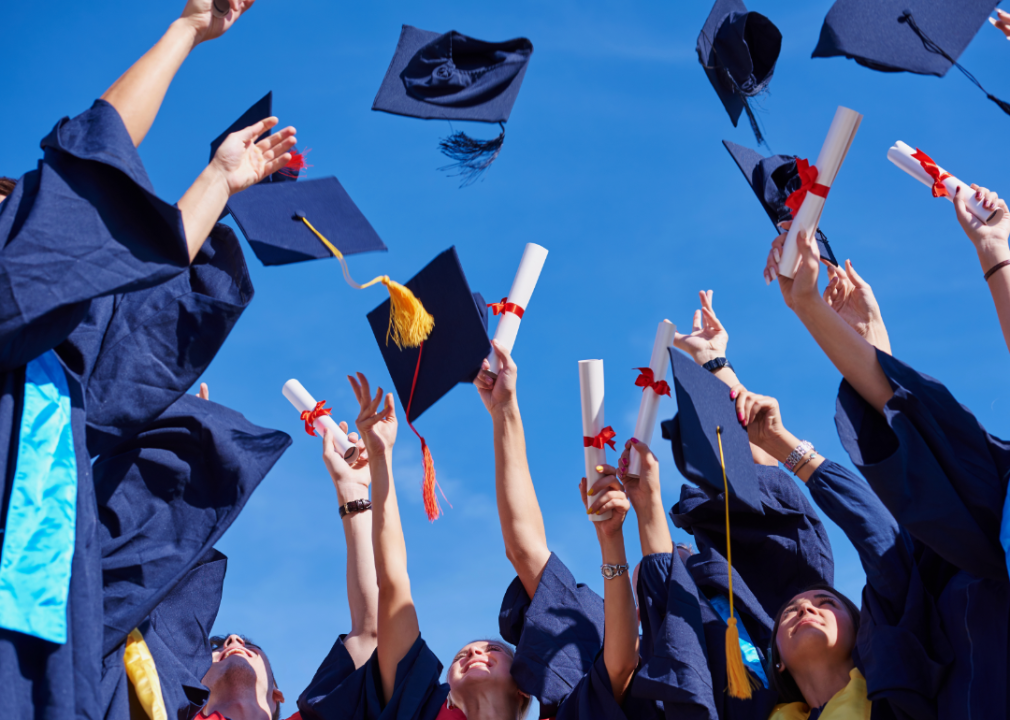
[5,0,1010,713]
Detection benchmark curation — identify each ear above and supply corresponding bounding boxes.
[272,688,286,705]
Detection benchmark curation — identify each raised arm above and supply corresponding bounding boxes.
[474,342,551,599]
[321,423,378,669]
[582,466,639,703]
[101,0,256,147]
[619,439,673,558]
[349,372,417,704]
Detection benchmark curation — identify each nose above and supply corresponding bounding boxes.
[223,635,246,649]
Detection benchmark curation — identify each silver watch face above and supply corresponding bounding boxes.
[602,566,615,579]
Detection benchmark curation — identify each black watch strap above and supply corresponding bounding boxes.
[701,357,733,373]
[339,498,372,518]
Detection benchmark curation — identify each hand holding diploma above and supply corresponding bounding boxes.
[283,379,359,463]
[626,320,676,480]
[487,243,548,377]
[579,360,613,522]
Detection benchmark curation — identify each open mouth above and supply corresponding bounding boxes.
[221,647,254,661]
[463,659,491,673]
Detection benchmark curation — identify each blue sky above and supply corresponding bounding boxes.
[6,0,1010,712]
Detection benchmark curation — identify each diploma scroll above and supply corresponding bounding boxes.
[487,243,549,376]
[212,0,230,18]
[282,379,359,463]
[579,360,613,523]
[887,141,1003,226]
[779,106,863,279]
[626,320,677,480]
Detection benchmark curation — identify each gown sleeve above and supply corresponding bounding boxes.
[0,99,189,371]
[556,652,661,720]
[97,393,291,656]
[498,552,605,717]
[806,460,951,720]
[834,350,1010,580]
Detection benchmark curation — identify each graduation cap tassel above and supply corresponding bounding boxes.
[277,147,312,179]
[901,11,1010,118]
[298,216,434,349]
[124,628,168,720]
[438,122,506,187]
[740,98,766,147]
[406,342,451,522]
[717,427,758,700]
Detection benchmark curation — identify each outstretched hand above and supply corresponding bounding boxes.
[322,421,370,494]
[211,118,296,196]
[348,372,398,457]
[990,9,1010,40]
[954,184,1010,259]
[617,439,661,513]
[195,382,209,400]
[179,0,256,45]
[580,467,629,539]
[473,340,518,415]
[732,387,791,458]
[673,290,728,365]
[823,260,891,354]
[768,226,822,312]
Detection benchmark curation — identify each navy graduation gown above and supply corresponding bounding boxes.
[834,351,1010,719]
[555,652,662,720]
[498,552,606,717]
[804,460,951,720]
[0,99,191,720]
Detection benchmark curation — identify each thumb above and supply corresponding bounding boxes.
[630,439,653,459]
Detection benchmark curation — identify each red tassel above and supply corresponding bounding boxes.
[419,436,441,522]
[278,148,312,179]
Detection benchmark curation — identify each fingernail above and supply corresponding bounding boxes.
[595,465,604,472]
[730,390,738,399]
[587,509,593,515]
[587,489,595,496]
[738,412,744,421]
[630,438,639,444]
[773,249,782,263]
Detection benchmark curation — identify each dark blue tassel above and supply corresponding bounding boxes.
[438,123,505,187]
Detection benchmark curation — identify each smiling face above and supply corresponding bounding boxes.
[201,635,284,717]
[775,589,856,670]
[447,640,515,689]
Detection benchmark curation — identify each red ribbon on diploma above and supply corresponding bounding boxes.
[634,368,671,397]
[911,149,952,198]
[784,159,831,215]
[488,298,525,319]
[300,401,332,437]
[584,426,617,451]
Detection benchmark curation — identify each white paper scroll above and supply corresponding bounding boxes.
[626,320,677,480]
[579,360,613,523]
[887,141,1003,226]
[282,379,359,463]
[779,106,863,279]
[487,243,549,376]
[211,0,230,18]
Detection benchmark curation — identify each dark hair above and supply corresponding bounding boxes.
[0,177,16,197]
[768,583,861,703]
[209,635,281,720]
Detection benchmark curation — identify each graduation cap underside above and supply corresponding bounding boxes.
[372,25,534,185]
[367,247,490,520]
[813,0,1010,117]
[722,140,838,266]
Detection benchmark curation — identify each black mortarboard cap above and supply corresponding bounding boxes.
[697,0,782,145]
[723,140,839,266]
[812,1,1010,117]
[661,348,764,514]
[372,25,534,184]
[226,176,387,266]
[210,92,297,184]
[367,246,489,425]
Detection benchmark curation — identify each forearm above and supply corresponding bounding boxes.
[101,20,198,147]
[978,242,1010,356]
[492,402,551,597]
[177,164,231,262]
[336,483,378,659]
[711,366,740,389]
[635,495,674,557]
[759,429,826,483]
[600,533,638,703]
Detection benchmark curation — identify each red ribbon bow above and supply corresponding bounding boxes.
[584,426,617,451]
[300,400,332,437]
[911,149,952,199]
[634,367,671,397]
[784,158,831,215]
[488,297,525,319]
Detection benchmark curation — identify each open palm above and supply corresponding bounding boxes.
[673,289,728,365]
[212,118,297,196]
[180,0,256,45]
[348,372,398,456]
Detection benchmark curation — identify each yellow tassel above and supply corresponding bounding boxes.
[717,427,756,700]
[299,217,434,348]
[124,628,168,720]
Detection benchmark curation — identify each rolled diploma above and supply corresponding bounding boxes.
[487,243,549,375]
[887,141,1002,226]
[779,106,863,278]
[626,320,677,479]
[212,0,230,18]
[579,360,612,522]
[282,379,359,463]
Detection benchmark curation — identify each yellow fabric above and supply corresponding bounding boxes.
[768,668,871,720]
[124,628,168,720]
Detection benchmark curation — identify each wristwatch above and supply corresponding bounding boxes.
[339,498,372,518]
[601,563,629,580]
[702,357,733,373]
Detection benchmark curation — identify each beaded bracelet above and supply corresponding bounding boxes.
[784,441,814,471]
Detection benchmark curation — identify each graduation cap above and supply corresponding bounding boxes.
[367,247,490,520]
[812,0,1010,117]
[372,25,534,185]
[697,0,782,145]
[723,140,838,266]
[217,94,432,349]
[660,347,764,699]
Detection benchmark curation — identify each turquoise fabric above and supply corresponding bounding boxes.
[709,593,770,688]
[0,351,77,643]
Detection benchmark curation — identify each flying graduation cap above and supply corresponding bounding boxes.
[812,0,1010,117]
[723,140,838,266]
[367,247,491,521]
[215,93,433,349]
[661,347,765,699]
[372,25,534,185]
[697,0,783,145]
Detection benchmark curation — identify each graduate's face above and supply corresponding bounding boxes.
[447,640,516,691]
[202,635,285,711]
[775,590,855,667]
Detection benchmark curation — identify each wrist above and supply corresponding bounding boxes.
[598,533,628,564]
[491,399,520,422]
[335,483,369,505]
[765,431,802,465]
[169,17,202,50]
[977,240,1010,271]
